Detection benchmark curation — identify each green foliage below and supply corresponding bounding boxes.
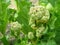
[0,0,10,45]
[0,0,60,45]
[0,0,9,33]
[15,0,33,34]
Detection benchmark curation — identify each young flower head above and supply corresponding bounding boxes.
[10,21,22,30]
[29,0,39,6]
[36,25,45,38]
[28,32,34,39]
[8,35,16,45]
[29,5,50,24]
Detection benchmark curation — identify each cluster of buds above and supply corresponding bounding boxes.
[10,21,22,31]
[29,5,50,29]
[28,25,46,38]
[7,35,16,45]
[28,32,34,39]
[29,4,50,38]
[36,25,45,38]
[8,35,15,41]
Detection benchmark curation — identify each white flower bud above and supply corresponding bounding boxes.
[29,0,39,6]
[28,32,34,39]
[40,10,50,22]
[8,0,17,10]
[36,25,45,38]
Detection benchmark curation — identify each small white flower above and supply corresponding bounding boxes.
[8,35,15,42]
[28,32,34,39]
[8,0,17,10]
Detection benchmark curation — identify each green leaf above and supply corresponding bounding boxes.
[43,25,48,34]
[40,41,46,45]
[0,0,10,45]
[15,0,33,34]
[47,40,56,45]
[48,14,57,30]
